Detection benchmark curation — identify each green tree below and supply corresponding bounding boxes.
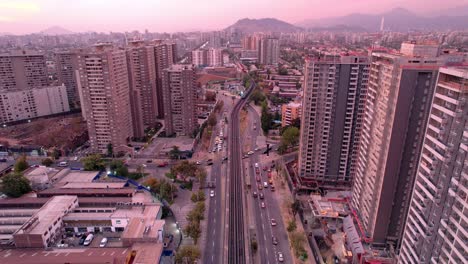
[1,172,32,197]
[169,146,181,160]
[291,118,301,129]
[184,221,201,244]
[261,101,273,134]
[250,89,266,105]
[175,245,201,264]
[287,220,297,233]
[191,190,206,203]
[109,160,129,177]
[14,156,29,172]
[290,231,307,258]
[291,200,301,217]
[82,154,105,171]
[106,143,113,157]
[41,158,54,167]
[281,126,300,147]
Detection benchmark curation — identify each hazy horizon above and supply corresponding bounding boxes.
[0,0,467,34]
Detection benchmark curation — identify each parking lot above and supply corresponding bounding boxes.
[56,232,123,248]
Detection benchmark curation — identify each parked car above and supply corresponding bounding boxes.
[83,234,94,246]
[157,162,168,167]
[78,234,87,245]
[146,160,152,163]
[58,161,68,167]
[99,237,108,247]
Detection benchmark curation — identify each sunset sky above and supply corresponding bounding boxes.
[0,0,466,34]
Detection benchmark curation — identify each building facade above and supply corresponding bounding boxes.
[191,48,223,67]
[281,102,301,127]
[154,42,176,118]
[55,51,80,109]
[0,50,48,92]
[351,52,442,248]
[298,55,369,186]
[258,38,279,65]
[77,44,133,153]
[126,41,158,138]
[399,67,467,264]
[161,65,197,136]
[0,85,70,123]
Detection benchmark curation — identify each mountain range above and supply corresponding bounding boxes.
[296,7,468,32]
[224,18,301,33]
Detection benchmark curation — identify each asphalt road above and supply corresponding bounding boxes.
[245,104,293,264]
[203,94,233,264]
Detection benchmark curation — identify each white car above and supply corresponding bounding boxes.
[210,190,215,197]
[278,252,284,262]
[99,237,108,248]
[247,151,254,155]
[196,161,202,165]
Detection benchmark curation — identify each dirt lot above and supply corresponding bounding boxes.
[0,113,87,150]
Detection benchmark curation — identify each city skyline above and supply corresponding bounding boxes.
[0,0,466,34]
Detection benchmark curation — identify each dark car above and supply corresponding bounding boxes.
[259,193,264,199]
[0,158,6,162]
[146,160,152,163]
[272,236,278,245]
[78,234,87,245]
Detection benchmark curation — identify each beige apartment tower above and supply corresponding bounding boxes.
[161,65,197,136]
[399,67,467,264]
[77,44,133,153]
[351,51,442,248]
[126,41,158,138]
[298,55,369,186]
[55,51,80,109]
[0,50,48,92]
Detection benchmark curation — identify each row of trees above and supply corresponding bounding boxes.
[168,161,207,183]
[287,200,308,261]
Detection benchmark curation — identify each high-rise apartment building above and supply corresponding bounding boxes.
[241,35,259,51]
[281,101,301,127]
[77,44,133,153]
[154,42,176,118]
[126,41,158,138]
[298,55,369,186]
[0,85,69,123]
[161,65,197,136]
[400,41,440,58]
[351,51,443,247]
[0,50,48,92]
[399,67,467,264]
[191,48,223,67]
[258,38,279,65]
[55,51,80,109]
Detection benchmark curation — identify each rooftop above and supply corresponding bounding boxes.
[54,170,100,185]
[14,196,77,235]
[61,182,127,189]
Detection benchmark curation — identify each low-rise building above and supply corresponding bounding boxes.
[281,102,302,127]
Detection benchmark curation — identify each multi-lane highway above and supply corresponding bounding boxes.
[244,104,293,264]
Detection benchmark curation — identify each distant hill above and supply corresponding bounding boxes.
[225,18,302,33]
[297,7,468,32]
[40,26,74,35]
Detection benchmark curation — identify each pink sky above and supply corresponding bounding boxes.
[0,0,466,34]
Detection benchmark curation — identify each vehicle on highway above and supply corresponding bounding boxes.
[261,202,265,208]
[253,191,258,198]
[258,184,263,190]
[256,176,261,182]
[83,233,94,246]
[272,236,278,245]
[247,151,254,155]
[268,179,273,185]
[259,193,264,199]
[73,156,78,161]
[278,252,284,262]
[263,182,268,188]
[268,172,272,178]
[253,125,256,130]
[58,161,68,167]
[146,160,152,163]
[99,237,108,247]
[242,155,249,159]
[196,161,202,165]
[222,156,228,161]
[263,166,267,171]
[254,147,259,151]
[210,190,215,197]
[270,186,275,192]
[254,163,259,168]
[157,162,168,167]
[207,161,213,166]
[271,219,277,226]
